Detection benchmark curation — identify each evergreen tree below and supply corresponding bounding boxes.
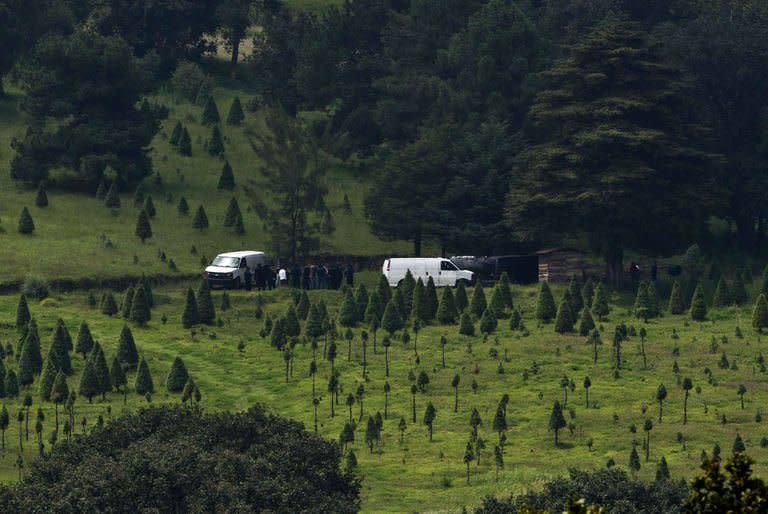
[35,182,48,208]
[669,281,686,314]
[201,96,220,125]
[50,371,69,428]
[179,127,192,156]
[192,205,209,230]
[400,270,416,314]
[731,273,748,305]
[497,272,513,309]
[536,281,557,322]
[690,283,707,321]
[629,447,641,476]
[18,207,35,234]
[166,357,189,393]
[75,321,94,357]
[634,281,651,321]
[181,288,200,329]
[117,324,139,369]
[378,274,392,305]
[296,291,310,320]
[177,196,189,215]
[78,347,100,403]
[138,276,154,308]
[762,264,768,298]
[381,299,404,336]
[305,305,324,340]
[121,287,135,319]
[567,275,583,314]
[284,306,300,337]
[5,371,19,398]
[365,291,384,325]
[135,210,153,243]
[130,285,151,325]
[38,358,58,401]
[509,309,522,330]
[437,286,458,324]
[104,182,120,208]
[753,294,768,331]
[591,282,610,321]
[218,161,236,191]
[142,195,156,217]
[712,276,731,308]
[479,308,497,335]
[48,322,72,376]
[93,344,111,399]
[207,125,224,156]
[0,405,8,450]
[656,456,670,481]
[490,286,506,319]
[392,287,406,320]
[464,441,475,484]
[339,289,359,327]
[425,277,438,321]
[733,434,746,453]
[554,298,575,334]
[549,400,566,446]
[582,279,595,309]
[16,295,30,331]
[101,292,118,316]
[270,317,287,349]
[21,319,42,375]
[197,280,216,325]
[95,178,107,199]
[470,283,487,319]
[455,281,469,312]
[0,360,4,397]
[133,184,145,207]
[647,281,660,317]
[110,356,127,399]
[169,121,182,146]
[134,356,154,395]
[226,96,245,126]
[423,402,437,441]
[355,284,369,323]
[578,308,595,337]
[411,279,428,323]
[234,213,245,234]
[459,312,475,336]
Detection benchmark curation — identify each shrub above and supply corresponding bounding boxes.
[691,284,707,321]
[669,281,686,314]
[227,96,245,126]
[179,127,192,156]
[104,182,120,208]
[35,182,48,207]
[201,96,221,125]
[18,207,35,234]
[22,274,49,300]
[171,61,211,102]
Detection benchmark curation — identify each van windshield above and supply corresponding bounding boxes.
[212,256,240,268]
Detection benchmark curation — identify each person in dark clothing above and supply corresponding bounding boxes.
[244,266,252,291]
[267,266,276,290]
[345,263,354,287]
[254,264,265,291]
[291,264,301,288]
[318,264,328,289]
[302,266,311,289]
[651,261,658,281]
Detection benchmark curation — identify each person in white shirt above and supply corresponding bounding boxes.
[278,267,288,286]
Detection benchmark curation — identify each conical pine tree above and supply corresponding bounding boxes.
[16,294,30,331]
[104,182,120,208]
[634,281,651,321]
[497,272,513,309]
[567,275,583,314]
[226,96,245,125]
[459,311,475,336]
[296,291,310,320]
[130,285,151,325]
[101,291,118,316]
[470,283,487,319]
[207,125,224,156]
[578,308,595,337]
[284,305,300,337]
[93,344,111,398]
[166,357,189,393]
[591,282,610,321]
[365,291,384,325]
[117,324,139,369]
[18,207,35,234]
[554,298,575,334]
[437,287,458,324]
[177,196,189,215]
[455,281,469,312]
[135,209,152,243]
[142,195,156,217]
[218,161,236,190]
[78,346,100,403]
[182,288,199,328]
[134,356,154,395]
[479,308,498,335]
[411,279,428,323]
[355,284,369,323]
[536,281,557,322]
[179,127,192,156]
[381,299,404,336]
[201,96,220,125]
[712,277,730,308]
[35,182,48,208]
[110,355,127,397]
[753,294,768,332]
[22,319,42,374]
[121,287,135,319]
[425,277,438,321]
[48,323,72,376]
[690,284,707,321]
[224,197,242,227]
[400,271,416,314]
[170,121,182,145]
[192,205,209,230]
[731,273,748,305]
[339,289,359,327]
[75,321,94,357]
[38,357,58,401]
[668,281,686,314]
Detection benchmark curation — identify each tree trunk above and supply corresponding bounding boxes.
[658,401,662,423]
[585,389,589,408]
[454,389,458,413]
[384,393,388,419]
[229,35,241,79]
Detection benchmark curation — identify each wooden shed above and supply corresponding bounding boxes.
[536,248,588,283]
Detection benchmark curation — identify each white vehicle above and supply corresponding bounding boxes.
[204,251,266,289]
[382,258,473,287]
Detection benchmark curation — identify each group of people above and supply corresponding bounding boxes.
[244,263,355,291]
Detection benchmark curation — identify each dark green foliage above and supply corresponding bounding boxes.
[296,291,310,320]
[339,289,359,327]
[691,284,707,321]
[218,161,236,190]
[202,96,221,125]
[567,276,582,314]
[669,281,686,315]
[227,96,245,126]
[381,299,404,335]
[365,291,384,325]
[179,127,192,156]
[101,291,117,316]
[5,370,19,398]
[377,275,391,305]
[455,281,469,312]
[733,434,746,453]
[166,357,189,393]
[629,447,641,475]
[470,283,487,319]
[536,282,557,322]
[196,280,216,325]
[497,272,513,309]
[437,287,458,324]
[35,182,48,208]
[284,306,300,338]
[731,274,748,306]
[355,285,368,324]
[305,305,324,340]
[93,344,111,398]
[134,356,154,395]
[392,288,406,321]
[75,321,94,357]
[104,183,121,208]
[509,310,522,331]
[121,287,135,319]
[18,207,35,234]
[177,196,189,215]
[134,185,145,207]
[634,281,651,321]
[207,125,224,156]
[712,277,730,308]
[591,283,610,321]
[117,324,139,369]
[270,317,287,349]
[192,205,209,230]
[479,308,497,335]
[425,277,438,321]
[139,276,154,308]
[16,295,30,331]
[130,285,151,325]
[95,179,107,199]
[234,213,245,234]
[579,308,595,337]
[582,280,595,309]
[21,319,42,375]
[50,371,69,407]
[459,312,475,336]
[170,121,182,146]
[762,265,768,298]
[48,321,72,376]
[549,400,566,445]
[400,271,416,315]
[223,200,241,229]
[656,456,671,482]
[39,358,57,401]
[78,346,100,403]
[554,298,574,334]
[647,282,660,318]
[110,356,127,393]
[142,195,156,217]
[685,453,767,512]
[753,294,768,331]
[135,210,152,242]
[411,279,428,323]
[490,287,506,319]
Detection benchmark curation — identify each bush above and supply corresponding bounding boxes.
[171,61,211,102]
[22,274,49,300]
[18,207,35,234]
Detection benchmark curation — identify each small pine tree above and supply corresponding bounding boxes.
[207,125,224,156]
[182,288,200,328]
[582,279,595,309]
[93,345,111,398]
[459,312,475,336]
[490,287,506,319]
[509,309,522,330]
[549,400,566,446]
[668,281,686,314]
[21,319,43,375]
[355,284,369,323]
[479,308,497,335]
[634,281,651,321]
[733,433,746,453]
[629,447,641,476]
[142,195,156,217]
[567,275,583,314]
[170,121,182,145]
[411,279,428,323]
[217,161,236,190]
[455,281,469,312]
[179,127,192,156]
[226,96,245,125]
[284,306,300,337]
[16,294,30,331]
[78,347,100,403]
[437,287,458,324]
[712,276,730,308]
[381,299,404,335]
[134,356,154,395]
[270,317,287,349]
[49,320,72,375]
[305,305,324,340]
[201,96,220,125]
[177,196,189,215]
[104,183,120,208]
[753,294,768,331]
[470,283,487,319]
[110,356,127,396]
[425,277,438,321]
[38,358,58,401]
[117,324,139,369]
[101,292,118,316]
[578,308,595,336]
[554,298,575,334]
[121,287,135,319]
[35,183,48,208]
[75,321,94,357]
[339,289,359,327]
[690,283,707,321]
[166,357,189,393]
[365,291,384,325]
[223,197,241,227]
[95,179,107,199]
[536,282,557,322]
[135,210,153,243]
[18,207,35,234]
[591,282,610,321]
[296,291,310,320]
[192,205,209,230]
[656,456,671,481]
[400,271,416,313]
[497,272,513,309]
[5,370,19,398]
[234,213,245,234]
[130,285,151,325]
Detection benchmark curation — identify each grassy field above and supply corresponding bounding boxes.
[2,275,768,512]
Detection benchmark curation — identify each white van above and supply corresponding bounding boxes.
[382,258,473,287]
[204,251,266,289]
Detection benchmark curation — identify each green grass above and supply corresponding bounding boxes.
[284,0,343,12]
[2,278,768,512]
